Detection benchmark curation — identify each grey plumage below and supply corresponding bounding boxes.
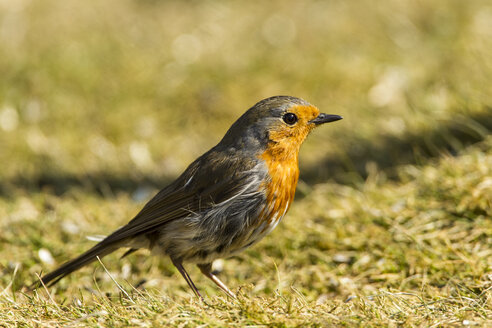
[32,95,341,298]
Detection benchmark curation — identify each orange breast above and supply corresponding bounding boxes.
[257,145,299,231]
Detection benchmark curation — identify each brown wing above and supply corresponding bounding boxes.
[102,150,259,244]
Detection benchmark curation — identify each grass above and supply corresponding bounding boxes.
[0,0,491,326]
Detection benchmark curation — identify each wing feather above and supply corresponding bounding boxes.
[102,151,260,244]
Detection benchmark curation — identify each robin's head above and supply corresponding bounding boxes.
[219,96,342,157]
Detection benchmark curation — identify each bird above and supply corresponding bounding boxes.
[33,95,342,299]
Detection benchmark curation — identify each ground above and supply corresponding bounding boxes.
[0,0,491,327]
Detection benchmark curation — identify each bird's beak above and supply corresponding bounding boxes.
[309,113,343,125]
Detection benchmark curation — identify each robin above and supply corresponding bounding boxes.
[34,96,342,298]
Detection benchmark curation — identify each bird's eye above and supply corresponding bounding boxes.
[282,113,298,125]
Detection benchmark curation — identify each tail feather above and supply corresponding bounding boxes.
[32,241,121,289]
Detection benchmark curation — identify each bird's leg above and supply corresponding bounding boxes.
[197,263,236,299]
[171,258,203,299]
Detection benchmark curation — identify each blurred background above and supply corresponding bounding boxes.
[0,0,491,305]
[0,0,490,194]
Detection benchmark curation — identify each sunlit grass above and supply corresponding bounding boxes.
[0,0,491,326]
[1,137,490,327]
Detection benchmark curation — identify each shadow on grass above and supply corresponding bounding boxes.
[0,110,490,198]
[0,172,173,199]
[301,110,491,185]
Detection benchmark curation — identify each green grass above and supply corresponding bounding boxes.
[0,0,491,326]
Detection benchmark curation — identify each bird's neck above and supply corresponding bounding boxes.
[261,139,301,163]
[259,141,300,203]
